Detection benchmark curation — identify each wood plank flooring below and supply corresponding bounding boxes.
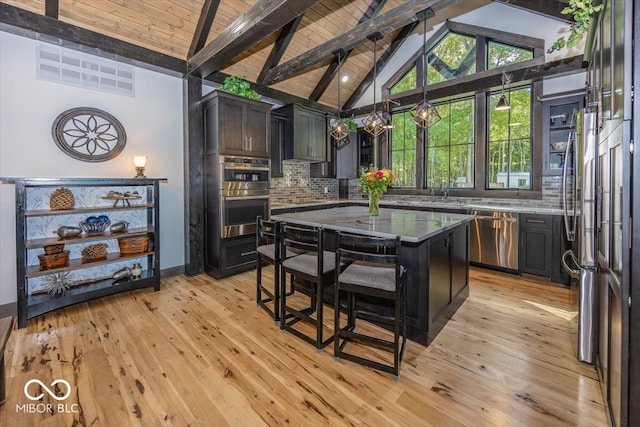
[0,267,608,426]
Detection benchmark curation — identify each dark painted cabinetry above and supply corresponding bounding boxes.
[206,90,271,158]
[542,95,583,176]
[427,224,469,343]
[274,104,327,162]
[270,112,287,178]
[519,213,570,284]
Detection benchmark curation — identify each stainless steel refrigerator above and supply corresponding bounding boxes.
[561,109,598,364]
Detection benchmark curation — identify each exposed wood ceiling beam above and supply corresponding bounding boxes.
[188,0,221,58]
[492,0,572,22]
[346,55,584,117]
[0,2,184,76]
[44,0,58,19]
[263,0,456,85]
[308,0,387,102]
[206,72,337,114]
[188,0,321,78]
[342,21,418,110]
[256,15,303,84]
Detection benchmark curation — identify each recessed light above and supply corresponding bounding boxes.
[341,75,348,83]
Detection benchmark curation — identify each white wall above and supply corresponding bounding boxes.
[0,32,185,306]
[354,2,586,108]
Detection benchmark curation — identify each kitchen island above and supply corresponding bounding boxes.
[272,206,473,346]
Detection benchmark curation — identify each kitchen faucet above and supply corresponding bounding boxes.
[440,181,450,203]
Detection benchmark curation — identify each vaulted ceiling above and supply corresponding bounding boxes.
[0,0,573,110]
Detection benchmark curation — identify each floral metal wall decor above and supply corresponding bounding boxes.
[51,107,127,162]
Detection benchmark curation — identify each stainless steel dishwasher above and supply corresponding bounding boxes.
[469,210,519,271]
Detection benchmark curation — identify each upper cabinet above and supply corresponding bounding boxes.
[274,104,327,162]
[542,94,584,176]
[204,90,271,158]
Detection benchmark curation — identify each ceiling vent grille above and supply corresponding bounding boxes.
[37,42,135,96]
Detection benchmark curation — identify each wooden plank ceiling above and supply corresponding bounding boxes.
[1,0,570,109]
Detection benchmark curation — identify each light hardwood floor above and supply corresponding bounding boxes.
[0,267,608,426]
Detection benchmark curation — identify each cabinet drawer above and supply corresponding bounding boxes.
[222,236,257,269]
[520,213,552,228]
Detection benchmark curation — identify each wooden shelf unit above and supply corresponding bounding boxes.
[2,177,165,328]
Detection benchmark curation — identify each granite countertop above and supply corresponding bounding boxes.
[271,198,565,216]
[271,206,473,243]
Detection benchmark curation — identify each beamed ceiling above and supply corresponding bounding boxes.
[0,0,574,111]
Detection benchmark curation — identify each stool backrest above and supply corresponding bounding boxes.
[282,223,324,274]
[336,232,400,265]
[257,216,282,257]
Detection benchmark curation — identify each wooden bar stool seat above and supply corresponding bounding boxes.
[280,224,341,352]
[333,232,407,380]
[256,217,296,324]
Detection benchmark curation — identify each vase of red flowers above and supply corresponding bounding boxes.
[359,168,394,216]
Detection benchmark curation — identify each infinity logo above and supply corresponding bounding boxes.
[24,379,72,401]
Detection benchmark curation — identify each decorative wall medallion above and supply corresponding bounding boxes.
[51,107,127,162]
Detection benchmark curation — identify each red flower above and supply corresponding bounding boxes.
[375,170,384,178]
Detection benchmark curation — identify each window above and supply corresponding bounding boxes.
[427,33,476,85]
[390,66,416,95]
[390,110,417,188]
[487,86,532,189]
[487,41,533,69]
[426,98,475,189]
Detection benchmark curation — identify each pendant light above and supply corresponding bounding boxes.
[411,16,440,129]
[495,70,511,110]
[328,49,350,146]
[362,32,386,137]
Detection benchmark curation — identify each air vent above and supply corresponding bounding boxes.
[37,42,135,96]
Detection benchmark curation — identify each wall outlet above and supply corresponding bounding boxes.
[323,186,328,194]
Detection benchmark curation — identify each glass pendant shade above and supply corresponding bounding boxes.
[329,116,350,141]
[495,93,511,110]
[363,110,386,137]
[411,99,441,129]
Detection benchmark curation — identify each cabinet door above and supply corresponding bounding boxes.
[246,104,269,157]
[309,112,326,161]
[520,227,552,276]
[221,236,257,271]
[270,114,285,177]
[219,97,245,155]
[542,95,583,176]
[451,225,468,298]
[293,109,312,159]
[429,234,451,323]
[336,133,358,179]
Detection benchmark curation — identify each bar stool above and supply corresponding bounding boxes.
[280,223,340,352]
[256,217,295,324]
[333,232,407,380]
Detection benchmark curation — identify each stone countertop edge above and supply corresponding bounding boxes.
[271,199,566,216]
[271,206,474,243]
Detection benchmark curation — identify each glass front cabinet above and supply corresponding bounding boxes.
[542,94,584,176]
[3,178,163,328]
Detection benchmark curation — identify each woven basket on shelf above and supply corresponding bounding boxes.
[38,251,69,269]
[50,188,75,210]
[118,236,150,255]
[82,243,108,261]
[43,244,65,255]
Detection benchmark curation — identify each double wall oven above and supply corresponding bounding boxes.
[219,156,270,238]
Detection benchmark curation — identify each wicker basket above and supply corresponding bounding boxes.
[82,243,108,261]
[38,251,70,269]
[49,188,75,210]
[43,244,65,255]
[118,236,150,255]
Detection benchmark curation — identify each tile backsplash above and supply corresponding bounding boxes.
[271,162,566,209]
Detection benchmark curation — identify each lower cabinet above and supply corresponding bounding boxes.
[427,224,469,343]
[217,235,257,278]
[519,213,570,284]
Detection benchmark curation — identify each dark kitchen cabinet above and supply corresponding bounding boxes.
[428,224,469,343]
[219,235,258,276]
[205,90,271,158]
[519,213,553,277]
[274,104,327,162]
[358,129,374,173]
[270,112,287,178]
[542,94,583,176]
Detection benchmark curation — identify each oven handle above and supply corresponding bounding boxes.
[223,195,270,201]
[223,165,270,172]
